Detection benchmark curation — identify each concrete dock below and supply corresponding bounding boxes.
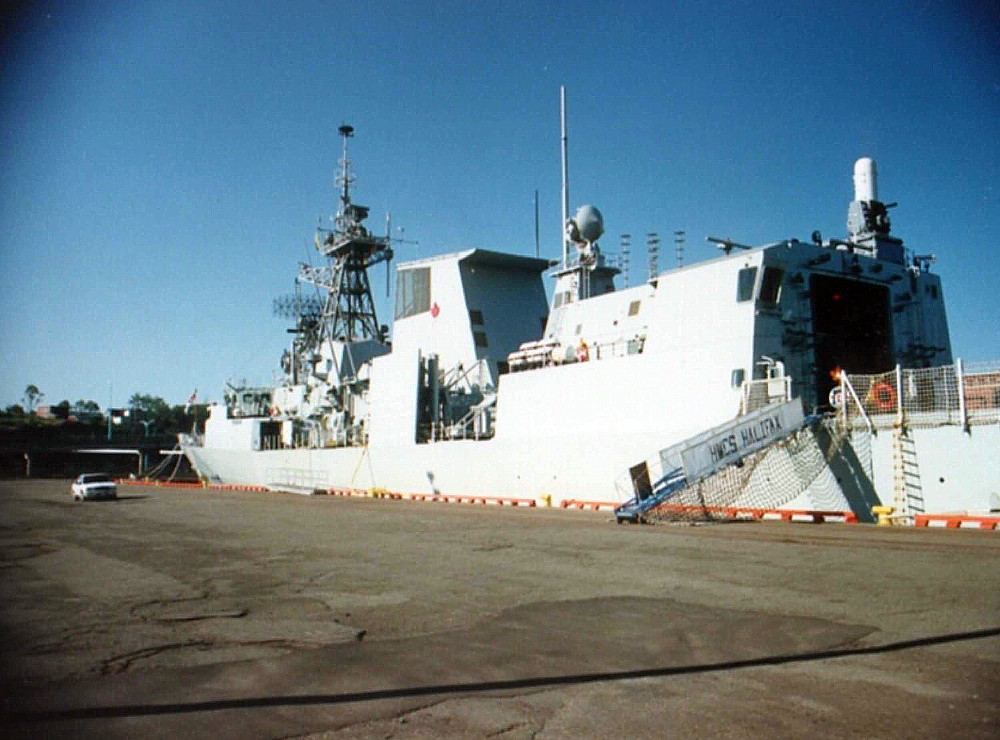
[1,480,997,738]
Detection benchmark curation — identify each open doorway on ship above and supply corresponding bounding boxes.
[810,273,893,407]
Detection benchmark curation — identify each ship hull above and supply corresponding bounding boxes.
[182,419,998,516]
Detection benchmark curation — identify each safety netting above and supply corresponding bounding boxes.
[843,361,1000,430]
[622,417,871,524]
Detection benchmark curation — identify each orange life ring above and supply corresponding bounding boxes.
[871,381,896,410]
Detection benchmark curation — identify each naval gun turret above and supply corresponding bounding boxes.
[846,157,904,264]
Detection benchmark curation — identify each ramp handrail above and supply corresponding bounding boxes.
[838,371,874,435]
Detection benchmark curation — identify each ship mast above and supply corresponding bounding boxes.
[303,124,393,346]
[550,87,617,304]
[276,125,394,384]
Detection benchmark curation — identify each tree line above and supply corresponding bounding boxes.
[2,385,206,438]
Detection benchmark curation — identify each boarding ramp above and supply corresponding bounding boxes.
[615,399,835,523]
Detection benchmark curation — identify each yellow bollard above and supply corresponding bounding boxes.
[872,505,895,526]
[540,494,552,507]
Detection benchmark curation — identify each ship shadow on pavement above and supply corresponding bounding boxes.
[8,596,998,735]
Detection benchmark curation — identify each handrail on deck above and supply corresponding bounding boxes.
[842,359,1000,432]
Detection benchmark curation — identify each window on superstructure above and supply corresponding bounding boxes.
[759,267,784,305]
[737,267,757,302]
[395,267,431,320]
[469,309,484,325]
[474,331,489,348]
[628,300,641,316]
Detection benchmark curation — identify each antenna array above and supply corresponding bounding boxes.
[647,232,660,280]
[620,233,631,288]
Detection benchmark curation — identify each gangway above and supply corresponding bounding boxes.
[615,466,688,524]
[616,399,813,523]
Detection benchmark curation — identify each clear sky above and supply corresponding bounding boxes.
[1,0,998,409]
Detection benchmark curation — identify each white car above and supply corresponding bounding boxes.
[72,473,118,501]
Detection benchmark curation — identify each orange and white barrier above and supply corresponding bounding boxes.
[323,488,535,506]
[648,502,858,523]
[407,493,536,507]
[116,479,268,492]
[560,499,619,511]
[914,514,1000,530]
[118,479,866,523]
[118,479,202,489]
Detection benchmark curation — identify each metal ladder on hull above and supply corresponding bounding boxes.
[892,423,925,519]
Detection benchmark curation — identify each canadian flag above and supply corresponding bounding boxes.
[185,390,198,413]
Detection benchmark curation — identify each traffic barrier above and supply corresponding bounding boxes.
[406,493,535,507]
[560,499,620,511]
[759,509,858,523]
[116,479,268,492]
[648,502,858,523]
[489,496,536,507]
[914,514,1000,530]
[117,479,203,489]
[325,487,369,497]
[318,488,537,507]
[118,479,854,522]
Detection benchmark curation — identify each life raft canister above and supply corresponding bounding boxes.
[871,381,896,411]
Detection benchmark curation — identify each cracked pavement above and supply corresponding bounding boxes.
[0,479,997,738]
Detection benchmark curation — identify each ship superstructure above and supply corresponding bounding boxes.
[182,112,998,517]
[227,125,392,451]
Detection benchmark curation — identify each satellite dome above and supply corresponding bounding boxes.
[572,204,604,244]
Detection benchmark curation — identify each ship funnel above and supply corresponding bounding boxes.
[853,157,877,202]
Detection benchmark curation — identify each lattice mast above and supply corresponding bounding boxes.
[309,124,394,344]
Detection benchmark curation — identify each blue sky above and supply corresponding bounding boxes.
[1,0,998,408]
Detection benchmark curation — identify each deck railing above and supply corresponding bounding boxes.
[842,360,1000,431]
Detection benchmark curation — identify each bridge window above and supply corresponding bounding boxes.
[395,267,431,320]
[737,267,757,302]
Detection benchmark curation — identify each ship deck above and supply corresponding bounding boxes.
[2,480,997,738]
